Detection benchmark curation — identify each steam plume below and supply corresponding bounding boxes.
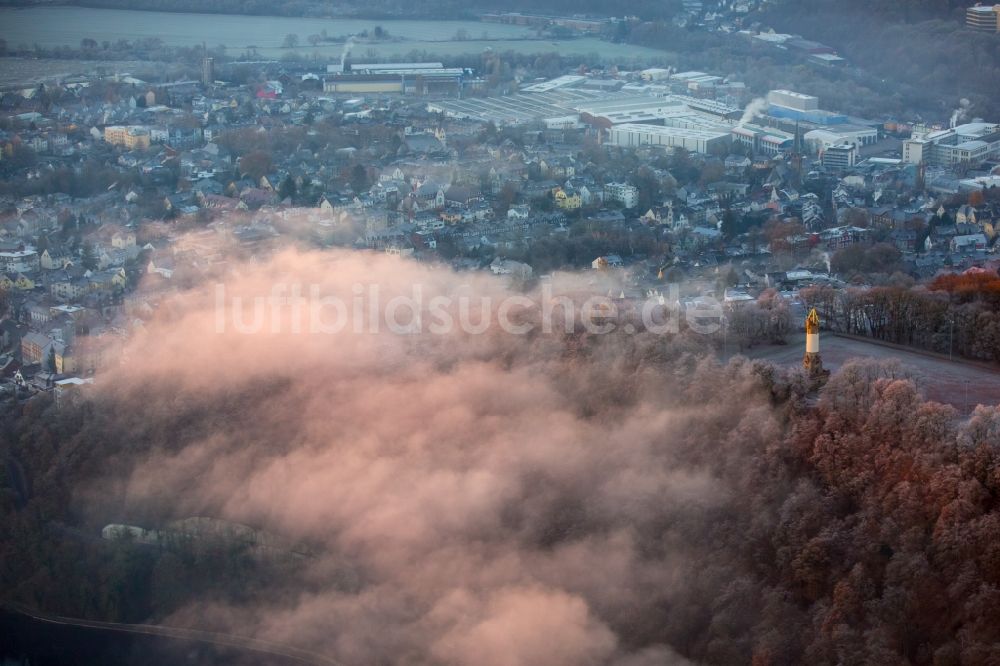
[340,36,357,72]
[738,97,768,127]
[950,98,971,128]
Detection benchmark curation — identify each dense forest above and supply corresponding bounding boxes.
[800,270,1000,363]
[3,249,1000,665]
[772,0,970,23]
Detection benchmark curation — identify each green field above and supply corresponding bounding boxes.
[0,6,664,63]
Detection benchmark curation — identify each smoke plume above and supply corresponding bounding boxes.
[738,97,768,127]
[949,98,971,128]
[340,36,357,72]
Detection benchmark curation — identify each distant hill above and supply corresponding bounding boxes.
[765,0,969,24]
[0,0,974,23]
[759,0,1000,121]
[0,0,680,20]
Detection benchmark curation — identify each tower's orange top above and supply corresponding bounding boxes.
[805,308,820,334]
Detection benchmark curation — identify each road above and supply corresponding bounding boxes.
[738,334,1000,411]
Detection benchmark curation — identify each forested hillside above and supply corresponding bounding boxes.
[4,324,1000,664]
[760,0,1000,120]
[771,0,969,23]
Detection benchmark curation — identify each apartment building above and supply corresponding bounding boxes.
[103,125,152,150]
[604,182,639,209]
[967,4,1000,32]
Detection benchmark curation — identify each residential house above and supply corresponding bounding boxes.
[592,255,625,270]
[40,249,73,270]
[21,331,52,366]
[0,273,34,291]
[111,230,137,249]
[51,340,75,374]
[0,248,40,273]
[553,188,582,211]
[955,205,979,226]
[0,319,28,353]
[50,274,89,301]
[26,302,52,325]
[890,229,918,252]
[507,205,530,221]
[87,267,127,293]
[489,258,533,278]
[951,234,988,252]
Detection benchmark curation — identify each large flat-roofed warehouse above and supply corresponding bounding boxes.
[340,62,444,72]
[427,89,627,126]
[767,89,819,112]
[428,90,736,128]
[803,125,879,152]
[324,62,465,95]
[669,71,725,91]
[607,123,732,153]
[520,75,588,93]
[668,95,741,120]
[575,96,690,126]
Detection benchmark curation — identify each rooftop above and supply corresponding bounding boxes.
[770,90,818,101]
[610,123,733,140]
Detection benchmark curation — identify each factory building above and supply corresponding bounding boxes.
[323,62,465,95]
[607,123,732,154]
[577,96,739,128]
[809,53,847,68]
[324,75,405,94]
[431,89,737,130]
[640,68,673,82]
[339,62,444,73]
[766,89,852,125]
[428,88,610,125]
[903,122,1000,166]
[668,95,741,120]
[521,75,587,92]
[731,124,795,156]
[767,90,819,112]
[769,107,849,125]
[803,125,879,153]
[577,96,690,127]
[670,71,726,92]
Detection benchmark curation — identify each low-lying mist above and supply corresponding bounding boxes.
[79,248,794,665]
[12,245,999,664]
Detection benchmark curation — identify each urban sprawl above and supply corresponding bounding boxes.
[1,4,999,401]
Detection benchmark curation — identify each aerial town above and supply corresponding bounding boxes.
[0,4,997,400]
[5,1,1000,665]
